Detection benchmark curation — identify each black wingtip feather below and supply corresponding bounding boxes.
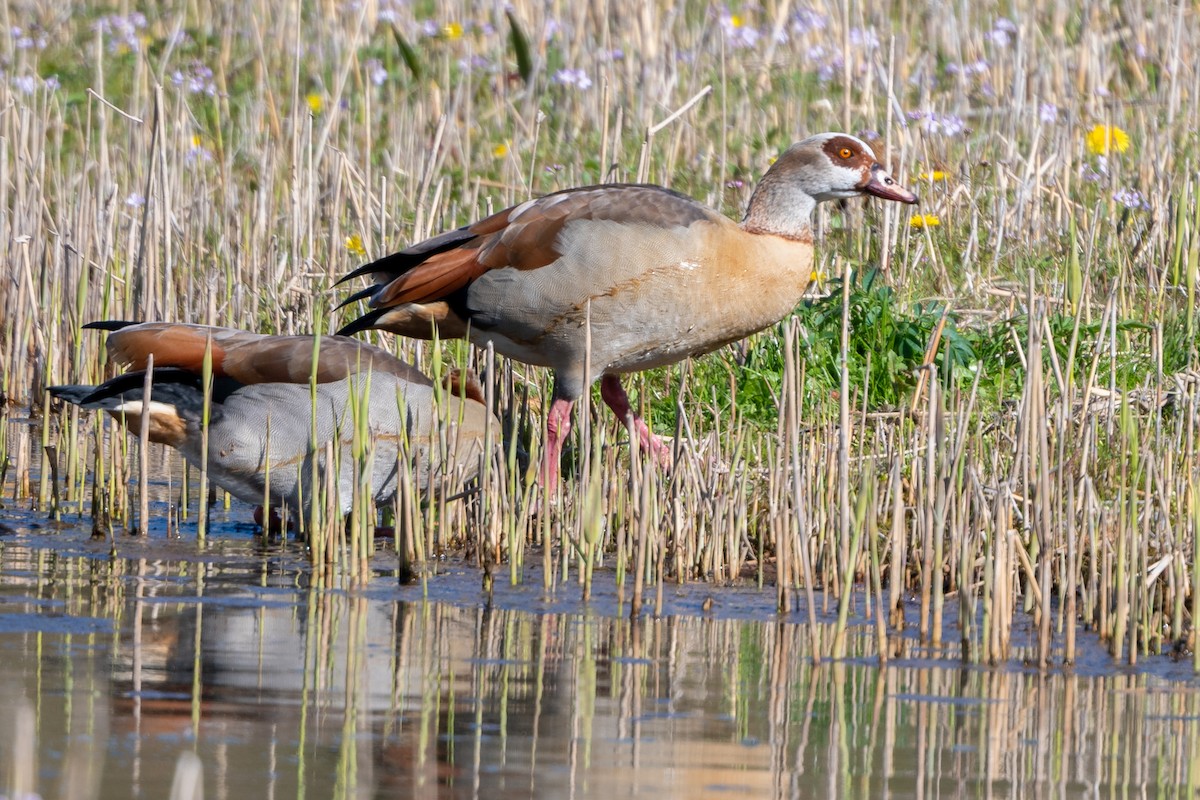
[336,307,391,337]
[333,260,385,287]
[333,227,482,289]
[334,285,379,311]
[79,368,203,405]
[83,320,142,331]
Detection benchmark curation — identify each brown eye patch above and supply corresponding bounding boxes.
[822,136,877,170]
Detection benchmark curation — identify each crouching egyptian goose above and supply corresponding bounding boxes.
[50,322,494,524]
[337,132,917,488]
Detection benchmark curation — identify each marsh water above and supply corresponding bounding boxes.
[1,500,1200,799]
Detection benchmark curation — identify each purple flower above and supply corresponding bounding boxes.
[1039,103,1058,124]
[1080,157,1107,182]
[11,75,37,94]
[718,8,761,49]
[376,0,405,24]
[186,135,213,165]
[804,45,841,82]
[171,62,217,96]
[457,55,493,73]
[986,18,1017,46]
[790,7,827,35]
[94,13,147,54]
[1113,188,1150,210]
[166,29,191,49]
[849,27,880,50]
[12,26,47,50]
[553,68,593,90]
[365,58,387,86]
[921,113,966,137]
[817,59,843,82]
[125,192,146,208]
[946,60,989,77]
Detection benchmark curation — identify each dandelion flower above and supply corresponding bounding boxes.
[345,234,367,257]
[492,142,509,158]
[917,171,947,182]
[809,268,829,287]
[442,22,464,40]
[306,93,323,115]
[910,214,941,229]
[1085,124,1129,155]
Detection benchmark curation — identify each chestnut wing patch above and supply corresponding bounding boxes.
[369,246,491,308]
[104,323,244,374]
[360,184,721,309]
[220,336,432,386]
[100,323,430,387]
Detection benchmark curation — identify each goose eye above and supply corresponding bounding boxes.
[838,147,853,159]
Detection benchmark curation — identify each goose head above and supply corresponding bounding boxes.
[743,132,918,238]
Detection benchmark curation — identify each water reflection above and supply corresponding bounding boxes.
[0,531,1198,799]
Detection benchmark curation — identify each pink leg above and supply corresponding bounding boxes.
[542,397,575,490]
[600,375,673,467]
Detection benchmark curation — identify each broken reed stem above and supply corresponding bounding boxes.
[137,354,153,536]
[197,337,213,542]
[837,257,851,601]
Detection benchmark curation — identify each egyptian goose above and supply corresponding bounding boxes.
[337,132,917,488]
[50,322,494,523]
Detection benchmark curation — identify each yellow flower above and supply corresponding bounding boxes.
[910,214,941,229]
[1085,124,1130,155]
[729,14,744,28]
[344,234,367,257]
[442,22,463,40]
[492,142,509,158]
[306,93,323,115]
[809,268,829,286]
[191,134,203,148]
[917,170,947,182]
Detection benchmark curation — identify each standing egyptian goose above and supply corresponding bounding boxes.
[337,132,917,488]
[50,322,493,522]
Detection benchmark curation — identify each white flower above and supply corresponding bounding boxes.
[552,68,593,90]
